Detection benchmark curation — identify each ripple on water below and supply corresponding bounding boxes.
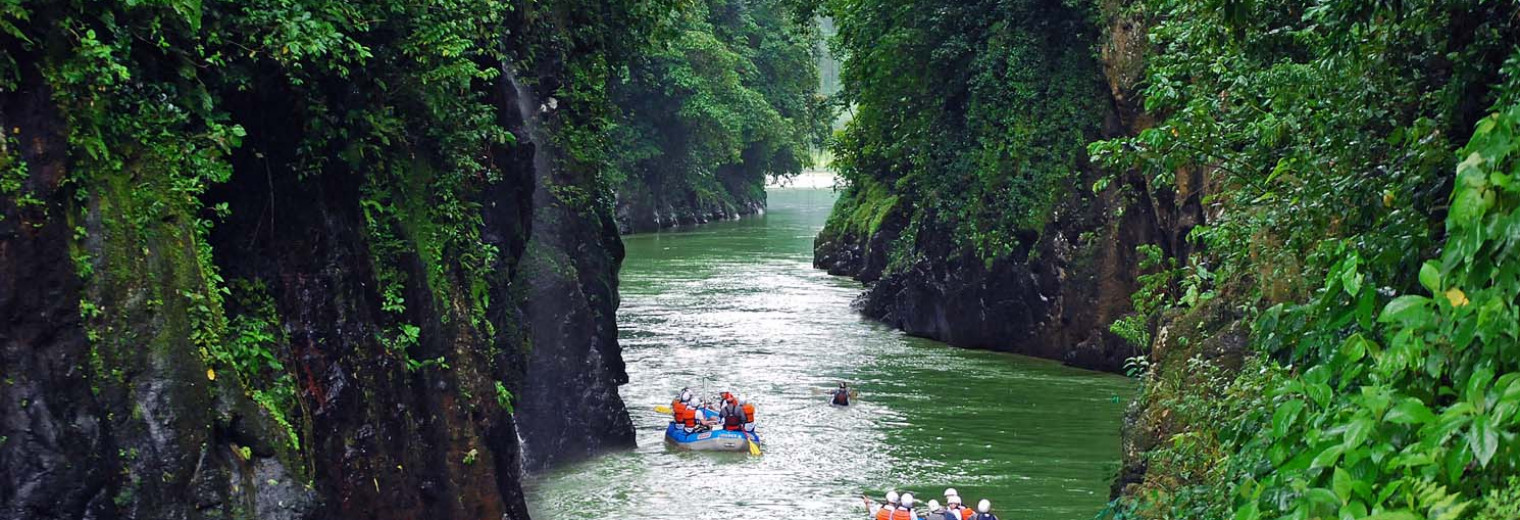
[526,189,1134,520]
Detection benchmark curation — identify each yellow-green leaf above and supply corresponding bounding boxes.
[1444,287,1468,307]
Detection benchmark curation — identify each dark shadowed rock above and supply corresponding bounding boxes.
[821,181,1158,373]
[2,5,636,519]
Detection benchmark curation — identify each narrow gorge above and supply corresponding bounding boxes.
[5,0,1520,519]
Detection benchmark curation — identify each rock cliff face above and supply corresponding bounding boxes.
[0,3,633,519]
[813,0,1203,375]
[815,172,1159,372]
[2,46,325,519]
[1095,2,1225,499]
[614,167,766,234]
[503,68,635,472]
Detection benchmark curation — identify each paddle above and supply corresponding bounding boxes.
[813,387,861,399]
[655,405,672,414]
[746,431,761,456]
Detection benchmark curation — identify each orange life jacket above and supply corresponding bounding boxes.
[890,508,915,520]
[874,506,893,520]
[741,402,755,423]
[671,399,688,420]
[677,406,699,428]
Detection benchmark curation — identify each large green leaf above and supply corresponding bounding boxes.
[1358,512,1419,520]
[1313,444,1345,469]
[1274,399,1306,439]
[1467,415,1498,467]
[1418,261,1441,294]
[1378,295,1432,325]
[1385,398,1436,425]
[1332,467,1354,503]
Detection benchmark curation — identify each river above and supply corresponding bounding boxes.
[526,187,1134,520]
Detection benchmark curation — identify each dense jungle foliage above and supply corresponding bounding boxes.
[609,0,831,221]
[821,0,1106,262]
[1090,0,1520,519]
[820,0,1520,517]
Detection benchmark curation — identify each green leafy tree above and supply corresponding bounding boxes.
[823,0,1104,261]
[610,0,829,219]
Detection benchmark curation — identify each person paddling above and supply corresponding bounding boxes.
[863,491,899,520]
[677,394,714,433]
[892,493,921,520]
[720,395,746,431]
[970,499,998,520]
[923,500,948,520]
[831,381,852,406]
[669,387,691,423]
[945,494,972,520]
[739,398,757,433]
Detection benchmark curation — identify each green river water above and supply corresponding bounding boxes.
[526,188,1134,520]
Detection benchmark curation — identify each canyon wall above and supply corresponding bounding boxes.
[0,2,641,518]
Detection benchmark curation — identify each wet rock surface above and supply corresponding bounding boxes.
[819,186,1156,373]
[1,49,326,520]
[508,68,636,472]
[615,192,764,235]
[614,165,767,234]
[1,57,112,520]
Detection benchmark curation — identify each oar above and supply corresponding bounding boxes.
[746,431,761,456]
[655,405,672,414]
[814,387,862,399]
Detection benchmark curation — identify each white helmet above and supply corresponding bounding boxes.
[948,495,962,505]
[885,491,900,505]
[978,499,991,513]
[927,500,942,511]
[901,493,915,508]
[945,488,958,498]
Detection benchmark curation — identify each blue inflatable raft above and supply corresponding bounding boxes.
[664,409,759,451]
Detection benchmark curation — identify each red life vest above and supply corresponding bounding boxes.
[722,399,743,431]
[677,406,699,428]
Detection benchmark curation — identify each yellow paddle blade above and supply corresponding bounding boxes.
[747,435,761,456]
[655,405,672,414]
